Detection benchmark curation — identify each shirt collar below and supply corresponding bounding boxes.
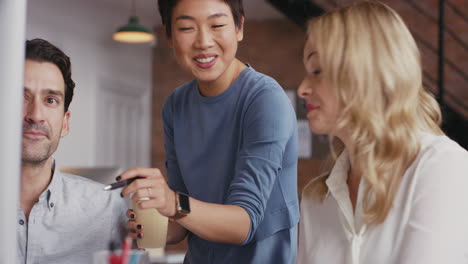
[38,159,62,209]
[325,150,371,234]
[325,150,354,213]
[325,150,350,192]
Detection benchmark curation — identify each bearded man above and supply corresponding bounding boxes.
[18,38,127,264]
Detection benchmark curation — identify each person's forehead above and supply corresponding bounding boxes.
[173,0,232,19]
[24,60,65,93]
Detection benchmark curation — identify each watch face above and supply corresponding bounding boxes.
[179,193,191,214]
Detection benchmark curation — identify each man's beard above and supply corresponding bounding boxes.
[21,121,59,165]
[22,142,54,164]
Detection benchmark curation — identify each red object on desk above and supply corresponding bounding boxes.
[108,254,121,264]
[120,236,132,264]
[108,241,122,264]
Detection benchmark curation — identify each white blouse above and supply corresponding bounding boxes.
[298,133,468,264]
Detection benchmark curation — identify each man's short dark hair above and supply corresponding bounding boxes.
[25,38,75,112]
[158,0,245,37]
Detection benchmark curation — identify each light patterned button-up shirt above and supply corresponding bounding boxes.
[298,133,468,264]
[17,163,127,264]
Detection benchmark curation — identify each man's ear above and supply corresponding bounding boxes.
[60,111,70,138]
[236,16,245,42]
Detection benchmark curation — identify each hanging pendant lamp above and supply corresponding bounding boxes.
[113,0,154,43]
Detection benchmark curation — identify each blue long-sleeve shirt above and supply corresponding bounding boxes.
[163,66,299,264]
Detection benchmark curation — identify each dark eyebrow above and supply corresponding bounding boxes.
[175,15,194,21]
[24,87,32,94]
[23,88,64,99]
[44,89,64,99]
[175,13,228,21]
[208,13,228,19]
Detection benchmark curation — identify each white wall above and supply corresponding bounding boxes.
[0,1,27,262]
[26,0,154,168]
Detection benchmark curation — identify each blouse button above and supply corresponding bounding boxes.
[50,203,55,208]
[19,219,25,225]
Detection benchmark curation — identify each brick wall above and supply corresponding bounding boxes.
[314,0,468,118]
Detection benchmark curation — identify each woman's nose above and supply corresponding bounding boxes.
[297,78,311,99]
[194,28,214,49]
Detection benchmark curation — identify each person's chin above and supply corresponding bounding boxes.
[21,153,50,164]
[22,144,51,161]
[194,69,221,83]
[309,123,329,136]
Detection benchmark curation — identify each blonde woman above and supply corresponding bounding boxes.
[297,1,468,263]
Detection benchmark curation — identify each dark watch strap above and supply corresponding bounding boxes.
[170,191,190,220]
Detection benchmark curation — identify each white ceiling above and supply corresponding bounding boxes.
[99,0,285,27]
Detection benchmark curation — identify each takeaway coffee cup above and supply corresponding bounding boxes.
[132,198,168,248]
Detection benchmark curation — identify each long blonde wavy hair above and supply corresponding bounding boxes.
[305,0,444,225]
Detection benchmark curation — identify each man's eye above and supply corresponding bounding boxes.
[212,24,226,29]
[313,70,322,75]
[46,97,58,104]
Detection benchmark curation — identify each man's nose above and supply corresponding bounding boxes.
[24,99,45,123]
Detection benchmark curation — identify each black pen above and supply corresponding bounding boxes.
[103,176,144,191]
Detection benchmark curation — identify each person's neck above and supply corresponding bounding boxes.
[336,132,361,212]
[197,59,247,97]
[20,157,54,220]
[335,132,360,177]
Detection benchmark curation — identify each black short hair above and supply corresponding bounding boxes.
[158,0,245,37]
[25,38,75,112]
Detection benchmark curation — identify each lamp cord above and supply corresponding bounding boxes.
[131,0,136,17]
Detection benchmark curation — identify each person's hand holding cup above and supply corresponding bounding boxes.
[119,167,176,248]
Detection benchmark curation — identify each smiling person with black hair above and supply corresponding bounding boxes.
[119,0,299,263]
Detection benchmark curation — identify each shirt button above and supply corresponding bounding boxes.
[50,202,54,208]
[19,219,25,225]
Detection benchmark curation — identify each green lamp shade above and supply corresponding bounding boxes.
[113,16,154,43]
